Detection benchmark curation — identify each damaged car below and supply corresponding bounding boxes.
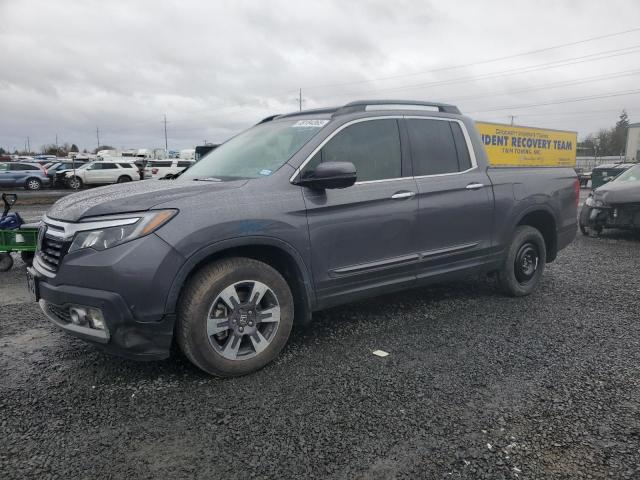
[580,164,640,235]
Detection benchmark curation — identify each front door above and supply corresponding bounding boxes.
[299,117,419,308]
[404,117,494,278]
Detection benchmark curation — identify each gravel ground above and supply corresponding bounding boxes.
[2,208,640,479]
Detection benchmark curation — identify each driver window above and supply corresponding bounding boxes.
[303,119,402,182]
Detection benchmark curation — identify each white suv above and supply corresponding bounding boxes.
[65,161,140,190]
[144,159,195,180]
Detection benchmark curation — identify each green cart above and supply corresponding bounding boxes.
[0,193,39,272]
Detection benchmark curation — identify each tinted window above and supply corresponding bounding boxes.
[12,163,40,171]
[102,163,117,169]
[407,119,460,176]
[305,119,402,182]
[117,163,135,168]
[150,161,172,167]
[0,163,8,171]
[451,123,472,171]
[177,161,193,168]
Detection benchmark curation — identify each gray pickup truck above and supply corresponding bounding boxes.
[28,100,578,376]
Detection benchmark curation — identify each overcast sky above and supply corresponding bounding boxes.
[2,0,640,153]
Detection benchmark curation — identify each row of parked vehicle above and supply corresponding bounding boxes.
[0,158,196,190]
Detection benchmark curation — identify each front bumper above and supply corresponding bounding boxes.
[31,232,185,360]
[35,276,175,360]
[580,204,640,230]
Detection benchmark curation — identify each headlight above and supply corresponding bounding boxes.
[68,210,177,253]
[585,196,605,208]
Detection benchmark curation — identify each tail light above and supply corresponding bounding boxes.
[574,178,580,209]
[152,168,158,174]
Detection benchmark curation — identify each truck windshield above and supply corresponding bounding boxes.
[181,119,327,180]
[614,165,640,183]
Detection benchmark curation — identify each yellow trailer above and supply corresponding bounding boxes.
[476,122,577,167]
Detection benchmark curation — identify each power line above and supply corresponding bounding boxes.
[326,45,640,98]
[467,89,640,114]
[442,69,640,104]
[301,27,640,91]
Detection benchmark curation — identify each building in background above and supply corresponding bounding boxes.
[626,123,640,162]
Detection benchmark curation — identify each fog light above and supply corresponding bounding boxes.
[69,307,87,325]
[87,308,105,330]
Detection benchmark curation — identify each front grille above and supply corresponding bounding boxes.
[38,234,69,272]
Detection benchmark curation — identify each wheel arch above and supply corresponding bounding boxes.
[515,207,558,262]
[166,237,315,326]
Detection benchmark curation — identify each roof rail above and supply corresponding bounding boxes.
[333,100,461,116]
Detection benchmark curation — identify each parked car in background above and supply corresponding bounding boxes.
[590,163,634,189]
[46,160,89,187]
[145,159,195,179]
[64,160,140,189]
[579,164,640,235]
[0,161,50,190]
[31,100,578,377]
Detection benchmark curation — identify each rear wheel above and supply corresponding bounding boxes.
[117,175,131,183]
[68,177,83,190]
[25,178,42,191]
[177,257,294,377]
[0,253,14,272]
[498,226,546,297]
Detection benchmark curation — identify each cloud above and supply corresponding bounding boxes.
[1,0,640,152]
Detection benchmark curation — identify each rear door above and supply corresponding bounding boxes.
[404,117,494,277]
[299,117,419,307]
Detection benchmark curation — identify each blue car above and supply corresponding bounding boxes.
[0,162,51,190]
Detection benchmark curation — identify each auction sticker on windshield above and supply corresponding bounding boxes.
[476,122,577,167]
[292,120,329,128]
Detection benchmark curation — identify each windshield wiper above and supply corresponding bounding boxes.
[193,177,222,182]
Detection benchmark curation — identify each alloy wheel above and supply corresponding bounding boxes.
[206,280,281,361]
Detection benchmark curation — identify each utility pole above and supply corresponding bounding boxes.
[163,114,168,150]
[96,127,100,149]
[299,88,302,111]
[509,115,516,126]
[55,133,58,156]
[27,136,30,153]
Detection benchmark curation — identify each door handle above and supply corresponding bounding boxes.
[391,191,416,200]
[465,183,484,190]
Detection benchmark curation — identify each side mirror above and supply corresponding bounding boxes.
[296,161,357,190]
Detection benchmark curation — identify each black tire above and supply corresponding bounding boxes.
[20,251,35,266]
[579,222,589,236]
[0,253,14,272]
[117,175,132,183]
[68,177,83,190]
[498,225,547,297]
[176,257,294,377]
[25,178,42,191]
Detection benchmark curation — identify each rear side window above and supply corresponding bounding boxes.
[305,119,402,182]
[102,163,117,169]
[117,163,135,168]
[12,163,40,171]
[177,161,193,168]
[150,161,172,167]
[407,119,472,176]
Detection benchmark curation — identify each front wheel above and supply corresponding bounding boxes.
[67,177,83,190]
[177,257,294,377]
[498,226,547,297]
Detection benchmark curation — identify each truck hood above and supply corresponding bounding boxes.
[594,181,640,205]
[46,179,248,222]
